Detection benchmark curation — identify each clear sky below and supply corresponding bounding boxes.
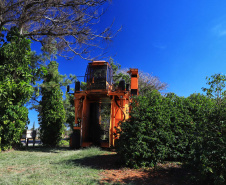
[29,0,226,129]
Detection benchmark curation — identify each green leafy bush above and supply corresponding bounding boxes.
[164,93,195,160]
[117,91,172,167]
[117,91,198,167]
[187,98,225,184]
[186,75,226,185]
[116,88,225,184]
[58,139,69,147]
[0,27,33,151]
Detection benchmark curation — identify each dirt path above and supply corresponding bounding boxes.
[87,152,195,185]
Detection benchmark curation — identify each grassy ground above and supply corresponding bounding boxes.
[0,147,194,185]
[0,147,107,185]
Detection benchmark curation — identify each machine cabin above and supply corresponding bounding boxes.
[85,61,113,90]
[70,61,138,149]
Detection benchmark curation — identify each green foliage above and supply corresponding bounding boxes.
[0,27,33,151]
[188,102,226,184]
[63,74,77,130]
[188,81,226,184]
[109,57,130,85]
[109,57,121,76]
[39,61,66,147]
[58,139,69,147]
[164,93,195,160]
[117,91,170,167]
[117,82,225,184]
[80,81,87,90]
[64,91,75,130]
[202,73,226,104]
[117,91,200,168]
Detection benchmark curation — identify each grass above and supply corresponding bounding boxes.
[0,146,193,185]
[0,147,108,185]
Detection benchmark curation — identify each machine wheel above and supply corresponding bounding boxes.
[70,130,80,149]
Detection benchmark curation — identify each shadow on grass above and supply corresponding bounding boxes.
[14,146,196,185]
[62,153,122,170]
[61,154,195,185]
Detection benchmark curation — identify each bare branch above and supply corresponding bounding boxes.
[118,68,168,95]
[0,0,118,60]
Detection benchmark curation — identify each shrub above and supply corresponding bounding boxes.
[116,90,225,184]
[117,91,197,167]
[187,97,225,184]
[116,91,172,167]
[58,139,69,147]
[164,93,196,160]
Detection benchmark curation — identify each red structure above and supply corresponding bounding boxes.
[69,61,138,148]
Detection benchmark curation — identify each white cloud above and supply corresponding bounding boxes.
[152,43,167,49]
[212,23,226,36]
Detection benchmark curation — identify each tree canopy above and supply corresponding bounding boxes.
[202,73,226,104]
[0,0,115,60]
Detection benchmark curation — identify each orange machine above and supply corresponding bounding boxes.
[69,61,138,149]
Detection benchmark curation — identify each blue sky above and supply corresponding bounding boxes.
[29,0,226,129]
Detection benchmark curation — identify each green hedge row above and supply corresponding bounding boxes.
[116,90,225,184]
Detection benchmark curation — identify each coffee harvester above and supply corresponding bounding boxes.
[68,61,138,149]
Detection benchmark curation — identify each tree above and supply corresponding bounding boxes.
[63,75,77,130]
[64,91,75,130]
[110,60,167,95]
[0,27,33,151]
[38,61,66,147]
[138,71,167,95]
[31,122,35,131]
[0,0,117,60]
[109,57,130,85]
[202,73,226,104]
